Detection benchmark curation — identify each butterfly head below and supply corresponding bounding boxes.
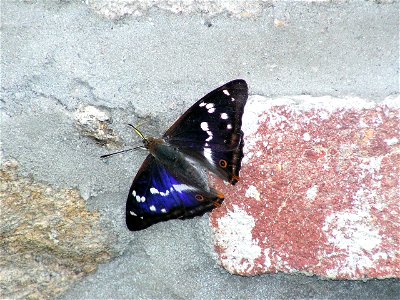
[128,123,162,152]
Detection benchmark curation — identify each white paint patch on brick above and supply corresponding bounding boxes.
[318,110,329,120]
[322,211,382,277]
[381,94,400,108]
[245,185,261,201]
[215,205,261,274]
[384,137,399,146]
[359,157,383,182]
[263,249,272,269]
[242,95,272,138]
[303,132,311,141]
[306,185,318,201]
[322,163,331,171]
[321,154,386,278]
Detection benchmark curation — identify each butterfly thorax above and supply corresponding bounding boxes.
[144,137,212,194]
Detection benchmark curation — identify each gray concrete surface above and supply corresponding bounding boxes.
[1,0,399,299]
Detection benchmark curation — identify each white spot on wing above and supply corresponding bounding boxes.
[150,187,159,194]
[200,122,209,131]
[135,195,141,202]
[206,103,216,113]
[161,208,167,213]
[160,190,170,196]
[227,124,232,129]
[141,196,146,202]
[132,190,136,197]
[173,183,195,193]
[220,113,228,119]
[129,211,137,216]
[149,205,156,212]
[204,148,213,164]
[223,89,230,96]
[199,102,206,107]
[206,131,213,141]
[201,121,213,141]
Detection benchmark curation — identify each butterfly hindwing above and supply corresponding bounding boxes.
[126,154,224,231]
[163,79,248,184]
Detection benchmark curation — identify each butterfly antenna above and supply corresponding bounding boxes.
[100,146,143,159]
[128,123,146,141]
[101,124,147,159]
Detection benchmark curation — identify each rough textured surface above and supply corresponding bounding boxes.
[87,0,397,20]
[211,96,400,279]
[74,105,122,148]
[88,0,269,19]
[1,0,399,299]
[0,161,114,299]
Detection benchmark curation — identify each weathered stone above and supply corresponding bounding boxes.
[210,95,400,279]
[74,105,122,148]
[0,160,114,298]
[87,0,265,20]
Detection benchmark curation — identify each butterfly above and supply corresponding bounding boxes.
[126,79,248,231]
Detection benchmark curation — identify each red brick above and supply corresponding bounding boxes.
[210,95,400,279]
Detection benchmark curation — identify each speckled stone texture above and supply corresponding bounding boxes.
[210,95,400,279]
[0,161,114,299]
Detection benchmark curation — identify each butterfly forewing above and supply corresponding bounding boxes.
[163,79,248,184]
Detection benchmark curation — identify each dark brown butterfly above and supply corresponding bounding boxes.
[126,80,248,231]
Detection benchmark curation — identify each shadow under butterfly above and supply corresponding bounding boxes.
[125,79,248,231]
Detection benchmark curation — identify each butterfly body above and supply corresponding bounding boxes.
[144,137,214,195]
[126,79,248,231]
